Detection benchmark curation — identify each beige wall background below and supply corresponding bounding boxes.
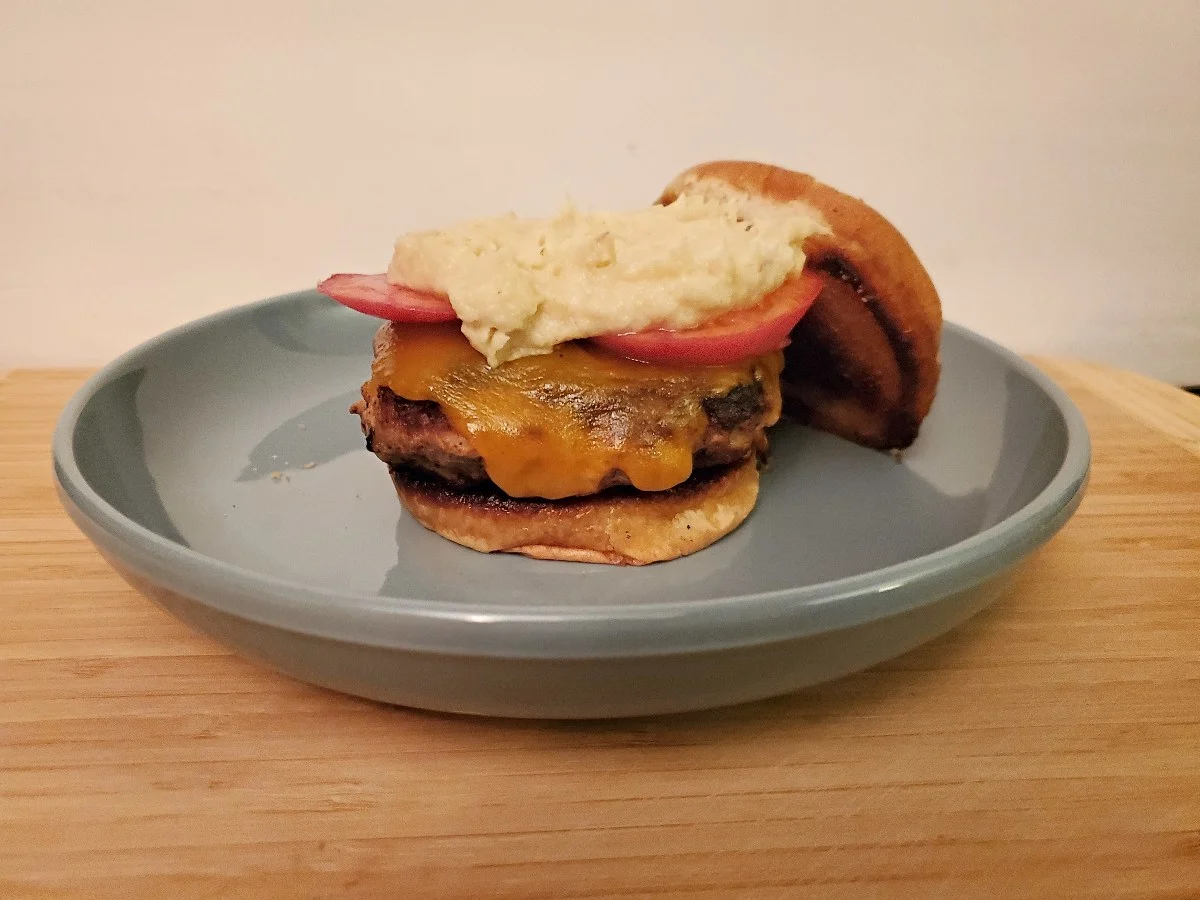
[2,1,1198,382]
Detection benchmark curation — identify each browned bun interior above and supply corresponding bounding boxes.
[391,459,760,566]
[658,161,942,450]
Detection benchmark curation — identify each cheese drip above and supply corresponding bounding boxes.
[369,324,783,499]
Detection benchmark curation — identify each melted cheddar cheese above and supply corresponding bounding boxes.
[368,324,783,499]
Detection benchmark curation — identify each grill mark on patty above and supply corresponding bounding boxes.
[703,382,764,429]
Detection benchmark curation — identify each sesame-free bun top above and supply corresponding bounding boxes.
[660,161,942,449]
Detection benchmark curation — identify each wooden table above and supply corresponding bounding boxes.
[3,363,1199,899]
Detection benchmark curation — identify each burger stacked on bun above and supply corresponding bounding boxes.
[318,161,942,565]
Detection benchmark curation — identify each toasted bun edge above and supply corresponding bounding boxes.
[391,459,760,566]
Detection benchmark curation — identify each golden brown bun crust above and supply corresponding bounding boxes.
[659,161,942,449]
[391,460,759,566]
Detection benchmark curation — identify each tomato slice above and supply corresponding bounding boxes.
[317,273,458,323]
[590,269,824,366]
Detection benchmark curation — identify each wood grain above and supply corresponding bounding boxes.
[2,365,1198,899]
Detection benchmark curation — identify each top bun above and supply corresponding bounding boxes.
[659,161,942,450]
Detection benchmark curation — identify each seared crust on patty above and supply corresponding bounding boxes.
[355,391,485,484]
[352,379,772,489]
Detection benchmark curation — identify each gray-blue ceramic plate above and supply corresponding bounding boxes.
[53,291,1089,718]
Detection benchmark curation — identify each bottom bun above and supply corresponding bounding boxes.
[390,459,760,566]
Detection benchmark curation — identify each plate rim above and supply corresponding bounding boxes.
[52,290,1092,659]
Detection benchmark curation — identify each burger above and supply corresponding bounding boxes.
[318,161,942,565]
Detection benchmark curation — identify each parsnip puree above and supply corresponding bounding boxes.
[387,180,828,366]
